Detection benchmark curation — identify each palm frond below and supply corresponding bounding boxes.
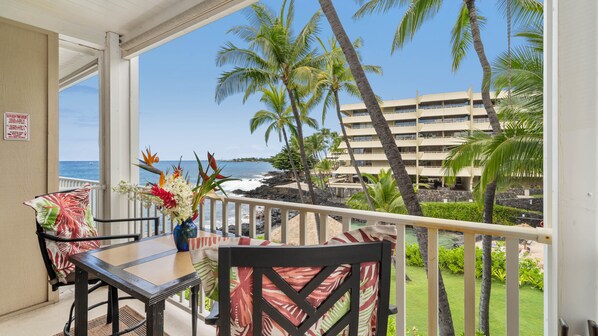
[496,0,543,29]
[391,0,443,53]
[215,67,274,103]
[443,131,493,183]
[354,0,403,19]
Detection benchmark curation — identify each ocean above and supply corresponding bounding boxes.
[59,160,276,193]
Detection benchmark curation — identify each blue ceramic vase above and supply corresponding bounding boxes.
[173,218,198,252]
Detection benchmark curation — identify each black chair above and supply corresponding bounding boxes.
[216,241,394,336]
[33,189,160,336]
[589,319,598,336]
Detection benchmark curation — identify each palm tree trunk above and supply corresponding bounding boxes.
[284,87,319,208]
[334,91,375,211]
[465,0,501,135]
[465,2,503,334]
[282,127,305,203]
[285,86,322,236]
[479,181,497,335]
[318,1,455,334]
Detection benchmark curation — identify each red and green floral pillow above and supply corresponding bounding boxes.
[189,225,396,336]
[24,185,99,284]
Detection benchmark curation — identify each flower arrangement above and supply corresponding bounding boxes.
[114,148,235,224]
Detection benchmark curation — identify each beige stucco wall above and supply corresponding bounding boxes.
[0,18,58,317]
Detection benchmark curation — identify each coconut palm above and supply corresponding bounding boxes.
[353,1,539,331]
[215,0,325,208]
[446,13,544,199]
[312,37,381,211]
[316,158,334,175]
[444,4,543,331]
[249,85,318,203]
[317,1,455,333]
[347,169,405,213]
[314,158,334,190]
[305,132,327,162]
[444,122,543,197]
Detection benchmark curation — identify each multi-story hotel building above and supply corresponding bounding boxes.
[334,90,496,190]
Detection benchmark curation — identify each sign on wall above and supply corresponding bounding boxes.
[4,112,30,141]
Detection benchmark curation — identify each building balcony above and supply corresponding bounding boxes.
[382,111,418,121]
[419,137,464,146]
[472,122,493,131]
[337,153,404,161]
[337,152,418,161]
[2,0,598,333]
[472,107,489,116]
[342,115,373,124]
[345,126,377,136]
[344,124,422,137]
[335,165,420,176]
[419,106,470,118]
[338,140,381,149]
[390,125,418,133]
[420,121,471,132]
[420,151,449,160]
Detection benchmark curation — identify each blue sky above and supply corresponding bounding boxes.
[59,0,513,161]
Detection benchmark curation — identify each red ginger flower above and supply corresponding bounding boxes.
[150,185,177,209]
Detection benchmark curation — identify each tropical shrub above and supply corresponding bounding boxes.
[346,169,404,213]
[356,201,541,226]
[419,202,540,226]
[405,244,424,267]
[405,243,544,290]
[270,145,316,172]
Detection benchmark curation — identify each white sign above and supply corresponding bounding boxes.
[4,112,30,141]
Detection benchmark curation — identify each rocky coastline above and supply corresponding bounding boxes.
[228,171,347,236]
[231,171,346,207]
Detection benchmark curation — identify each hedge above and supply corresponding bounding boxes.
[405,243,544,290]
[395,202,541,226]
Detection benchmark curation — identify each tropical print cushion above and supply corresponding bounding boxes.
[190,225,396,336]
[189,236,276,302]
[24,185,99,284]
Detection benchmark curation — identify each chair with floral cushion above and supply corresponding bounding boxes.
[191,226,397,336]
[25,185,160,336]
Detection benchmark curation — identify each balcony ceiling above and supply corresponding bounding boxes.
[0,0,254,84]
[3,0,218,46]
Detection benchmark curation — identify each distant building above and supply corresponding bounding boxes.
[334,89,498,190]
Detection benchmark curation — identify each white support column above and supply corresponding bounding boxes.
[99,32,139,226]
[545,0,598,334]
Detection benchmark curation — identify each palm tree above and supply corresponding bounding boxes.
[347,169,405,213]
[215,0,325,208]
[316,1,456,334]
[354,0,537,331]
[305,132,326,162]
[249,85,318,202]
[312,37,381,211]
[444,3,543,332]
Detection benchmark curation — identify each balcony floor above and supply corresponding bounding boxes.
[0,287,215,335]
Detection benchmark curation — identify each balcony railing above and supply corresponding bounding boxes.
[58,177,552,335]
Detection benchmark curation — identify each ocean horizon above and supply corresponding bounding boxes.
[60,160,277,193]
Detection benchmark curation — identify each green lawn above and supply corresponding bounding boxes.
[389,266,544,335]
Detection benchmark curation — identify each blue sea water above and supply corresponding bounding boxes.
[59,160,277,193]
